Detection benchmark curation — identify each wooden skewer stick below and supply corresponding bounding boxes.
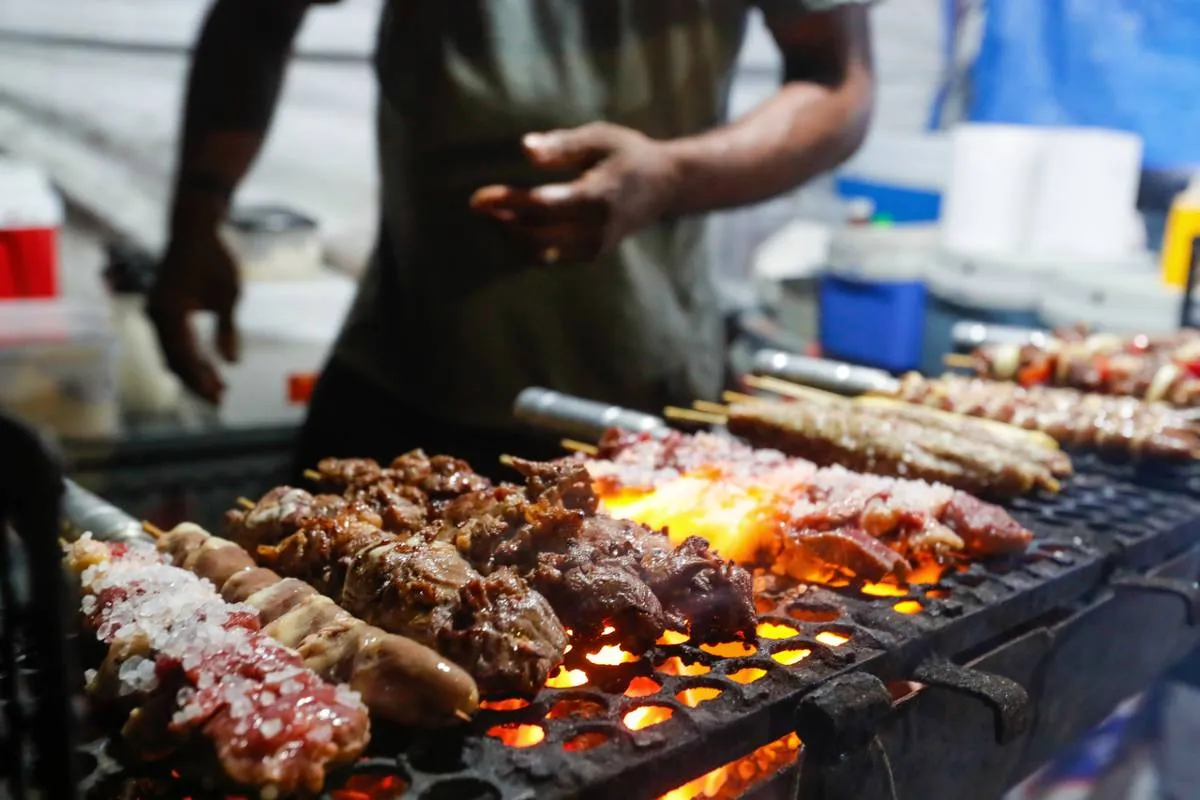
[943,353,977,369]
[692,399,730,415]
[722,390,758,405]
[561,439,599,456]
[142,521,164,539]
[455,710,473,723]
[743,375,847,405]
[303,469,322,482]
[664,406,727,426]
[499,454,517,468]
[237,497,255,510]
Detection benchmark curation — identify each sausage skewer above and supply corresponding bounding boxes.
[152,522,480,726]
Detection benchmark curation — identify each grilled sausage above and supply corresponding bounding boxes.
[158,523,479,727]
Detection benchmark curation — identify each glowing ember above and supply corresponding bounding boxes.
[487,723,545,748]
[602,625,617,635]
[548,699,607,720]
[624,677,662,698]
[726,667,767,685]
[563,731,611,752]
[623,704,674,731]
[700,641,757,658]
[893,600,923,615]
[658,630,691,645]
[587,644,639,666]
[656,732,802,800]
[772,649,811,666]
[677,687,723,708]
[815,631,850,648]
[656,657,711,677]
[860,581,908,598]
[332,773,408,800]
[480,698,530,711]
[546,667,589,688]
[757,622,800,639]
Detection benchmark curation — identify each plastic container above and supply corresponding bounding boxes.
[222,205,323,282]
[0,299,119,439]
[192,270,357,427]
[1039,260,1187,335]
[922,251,1070,374]
[0,159,64,298]
[818,224,937,372]
[834,132,950,224]
[1160,175,1200,288]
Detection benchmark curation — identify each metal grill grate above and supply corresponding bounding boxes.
[31,451,1200,800]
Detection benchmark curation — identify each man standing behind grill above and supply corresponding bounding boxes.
[150,1,875,477]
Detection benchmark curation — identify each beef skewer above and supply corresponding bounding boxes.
[152,522,479,726]
[312,454,759,648]
[584,430,1033,584]
[883,373,1200,460]
[65,535,370,798]
[226,488,568,697]
[720,394,1069,499]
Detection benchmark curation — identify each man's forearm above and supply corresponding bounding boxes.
[169,0,308,237]
[661,7,874,216]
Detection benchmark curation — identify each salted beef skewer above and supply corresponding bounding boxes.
[887,373,1200,460]
[587,430,1033,583]
[725,397,1064,499]
[65,535,369,798]
[155,523,479,726]
[226,488,568,697]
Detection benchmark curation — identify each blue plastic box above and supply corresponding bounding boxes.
[818,273,927,373]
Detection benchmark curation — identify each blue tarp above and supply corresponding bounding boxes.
[968,0,1200,170]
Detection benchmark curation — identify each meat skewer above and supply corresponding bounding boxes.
[64,535,370,798]
[152,522,479,726]
[584,430,1034,584]
[969,328,1200,407]
[225,488,569,697]
[721,394,1070,499]
[883,373,1200,461]
[312,453,759,648]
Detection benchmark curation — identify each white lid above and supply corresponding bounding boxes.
[1039,267,1186,334]
[927,249,1155,312]
[826,224,939,282]
[0,299,112,344]
[0,158,64,229]
[752,219,833,282]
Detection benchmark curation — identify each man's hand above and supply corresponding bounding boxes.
[146,231,240,404]
[470,122,683,265]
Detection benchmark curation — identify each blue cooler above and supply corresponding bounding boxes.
[818,225,937,373]
[922,252,1059,375]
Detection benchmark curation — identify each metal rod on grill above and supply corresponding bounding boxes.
[60,480,146,544]
[950,321,1048,351]
[513,386,669,440]
[751,350,901,396]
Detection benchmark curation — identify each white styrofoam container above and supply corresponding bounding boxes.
[1039,261,1186,335]
[193,270,358,426]
[0,299,120,439]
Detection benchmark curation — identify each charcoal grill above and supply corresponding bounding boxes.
[7,396,1200,800]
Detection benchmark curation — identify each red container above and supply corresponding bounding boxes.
[0,227,58,298]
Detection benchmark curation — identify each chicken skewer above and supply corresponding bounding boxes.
[151,522,479,726]
[65,535,370,798]
[226,488,569,697]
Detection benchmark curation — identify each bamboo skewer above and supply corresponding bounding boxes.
[142,521,164,539]
[663,406,728,426]
[943,353,977,369]
[722,390,758,405]
[742,375,848,405]
[692,399,731,416]
[238,498,255,510]
[561,439,599,456]
[303,469,322,483]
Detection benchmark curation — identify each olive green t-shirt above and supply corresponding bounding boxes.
[333,0,865,430]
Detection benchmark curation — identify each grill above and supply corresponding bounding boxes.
[7,394,1200,800]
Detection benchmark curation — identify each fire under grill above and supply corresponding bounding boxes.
[6,425,1200,799]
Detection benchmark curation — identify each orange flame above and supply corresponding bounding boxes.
[815,631,850,648]
[546,667,589,689]
[487,723,545,748]
[657,732,802,800]
[623,705,674,731]
[587,644,639,666]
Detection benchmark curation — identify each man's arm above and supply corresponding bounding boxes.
[472,5,874,265]
[150,0,315,402]
[663,4,874,214]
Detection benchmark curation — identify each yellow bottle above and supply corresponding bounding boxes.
[1161,175,1200,288]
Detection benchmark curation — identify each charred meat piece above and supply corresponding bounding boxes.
[317,451,491,505]
[226,490,568,697]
